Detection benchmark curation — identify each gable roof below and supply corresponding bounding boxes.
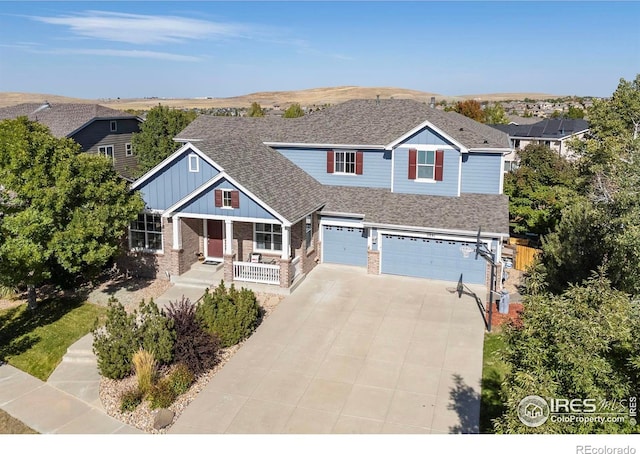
[0,102,140,138]
[490,118,589,140]
[176,117,326,223]
[322,186,509,236]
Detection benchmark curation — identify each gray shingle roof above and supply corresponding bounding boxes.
[0,102,138,138]
[181,116,325,223]
[322,186,509,235]
[490,118,589,140]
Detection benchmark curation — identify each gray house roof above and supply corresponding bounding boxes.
[491,118,589,140]
[322,186,509,235]
[0,102,139,138]
[174,99,510,230]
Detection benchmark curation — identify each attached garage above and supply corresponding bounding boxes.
[380,233,486,285]
[322,225,368,267]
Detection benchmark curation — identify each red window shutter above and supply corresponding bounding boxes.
[231,190,240,209]
[214,189,222,207]
[326,150,334,173]
[408,148,417,180]
[355,151,363,175]
[435,150,444,181]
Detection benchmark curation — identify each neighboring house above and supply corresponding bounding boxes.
[126,99,511,293]
[0,102,143,180]
[491,118,589,171]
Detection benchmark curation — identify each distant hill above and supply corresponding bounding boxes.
[0,86,569,110]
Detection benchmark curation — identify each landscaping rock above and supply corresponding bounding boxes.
[152,409,174,430]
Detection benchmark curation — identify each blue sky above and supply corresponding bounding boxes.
[0,1,638,99]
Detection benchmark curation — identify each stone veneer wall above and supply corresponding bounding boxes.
[367,250,380,275]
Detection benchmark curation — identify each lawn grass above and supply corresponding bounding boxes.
[479,331,510,433]
[0,298,106,381]
[0,409,38,434]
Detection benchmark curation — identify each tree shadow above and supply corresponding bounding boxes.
[447,373,481,434]
[0,297,84,361]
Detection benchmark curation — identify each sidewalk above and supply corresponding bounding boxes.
[0,277,211,434]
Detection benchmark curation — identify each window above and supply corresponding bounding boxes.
[214,189,239,209]
[129,213,163,252]
[305,215,313,250]
[255,223,282,252]
[110,120,117,132]
[513,139,521,148]
[98,145,114,159]
[335,151,356,174]
[125,143,133,156]
[417,150,435,179]
[188,154,199,172]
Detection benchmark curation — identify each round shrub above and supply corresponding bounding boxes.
[148,378,176,409]
[168,363,195,395]
[120,387,143,413]
[196,281,261,348]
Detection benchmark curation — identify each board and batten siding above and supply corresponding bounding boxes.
[136,148,219,210]
[460,153,503,194]
[175,178,277,221]
[276,147,391,188]
[399,127,452,147]
[392,147,460,196]
[71,118,141,178]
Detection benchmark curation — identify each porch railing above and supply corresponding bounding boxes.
[233,261,280,285]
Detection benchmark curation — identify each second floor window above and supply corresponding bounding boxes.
[417,150,435,179]
[98,145,114,159]
[125,143,133,156]
[110,120,117,132]
[335,151,356,174]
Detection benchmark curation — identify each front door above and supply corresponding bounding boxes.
[207,220,224,258]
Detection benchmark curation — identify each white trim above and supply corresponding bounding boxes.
[363,222,508,240]
[390,147,395,192]
[386,120,468,153]
[188,153,200,173]
[394,144,456,152]
[377,230,382,274]
[264,141,385,150]
[128,211,164,254]
[172,215,181,250]
[457,152,462,197]
[131,143,222,190]
[220,188,233,208]
[320,220,365,229]
[203,218,208,258]
[225,219,233,255]
[162,171,291,226]
[378,229,492,248]
[125,142,133,157]
[319,211,365,219]
[98,144,114,159]
[467,148,512,153]
[170,213,282,225]
[281,226,290,259]
[253,222,284,255]
[498,154,505,194]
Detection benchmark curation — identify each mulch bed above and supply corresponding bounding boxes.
[485,301,523,329]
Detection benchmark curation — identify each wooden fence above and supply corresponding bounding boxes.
[514,244,541,271]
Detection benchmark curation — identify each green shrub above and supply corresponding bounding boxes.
[148,378,176,409]
[132,348,157,395]
[166,297,220,375]
[138,299,175,365]
[92,299,139,379]
[168,363,194,395]
[196,281,261,348]
[92,298,176,379]
[120,387,143,413]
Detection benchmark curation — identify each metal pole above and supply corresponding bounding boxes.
[488,253,495,332]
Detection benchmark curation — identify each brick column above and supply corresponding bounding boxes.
[279,258,292,288]
[367,250,380,275]
[223,253,235,284]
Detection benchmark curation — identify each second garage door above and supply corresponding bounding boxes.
[381,234,486,284]
[322,225,368,267]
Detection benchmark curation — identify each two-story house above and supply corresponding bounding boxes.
[127,99,511,292]
[0,102,143,180]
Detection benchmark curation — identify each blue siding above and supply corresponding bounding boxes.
[381,234,485,284]
[400,128,452,146]
[322,225,368,267]
[392,147,460,196]
[176,178,277,220]
[276,148,391,188]
[136,149,219,210]
[460,153,503,194]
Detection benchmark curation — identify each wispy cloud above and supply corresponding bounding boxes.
[30,10,247,45]
[43,48,202,62]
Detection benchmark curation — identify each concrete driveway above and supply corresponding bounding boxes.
[169,264,486,434]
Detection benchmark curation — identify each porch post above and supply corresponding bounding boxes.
[225,219,233,255]
[172,215,181,250]
[281,225,291,259]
